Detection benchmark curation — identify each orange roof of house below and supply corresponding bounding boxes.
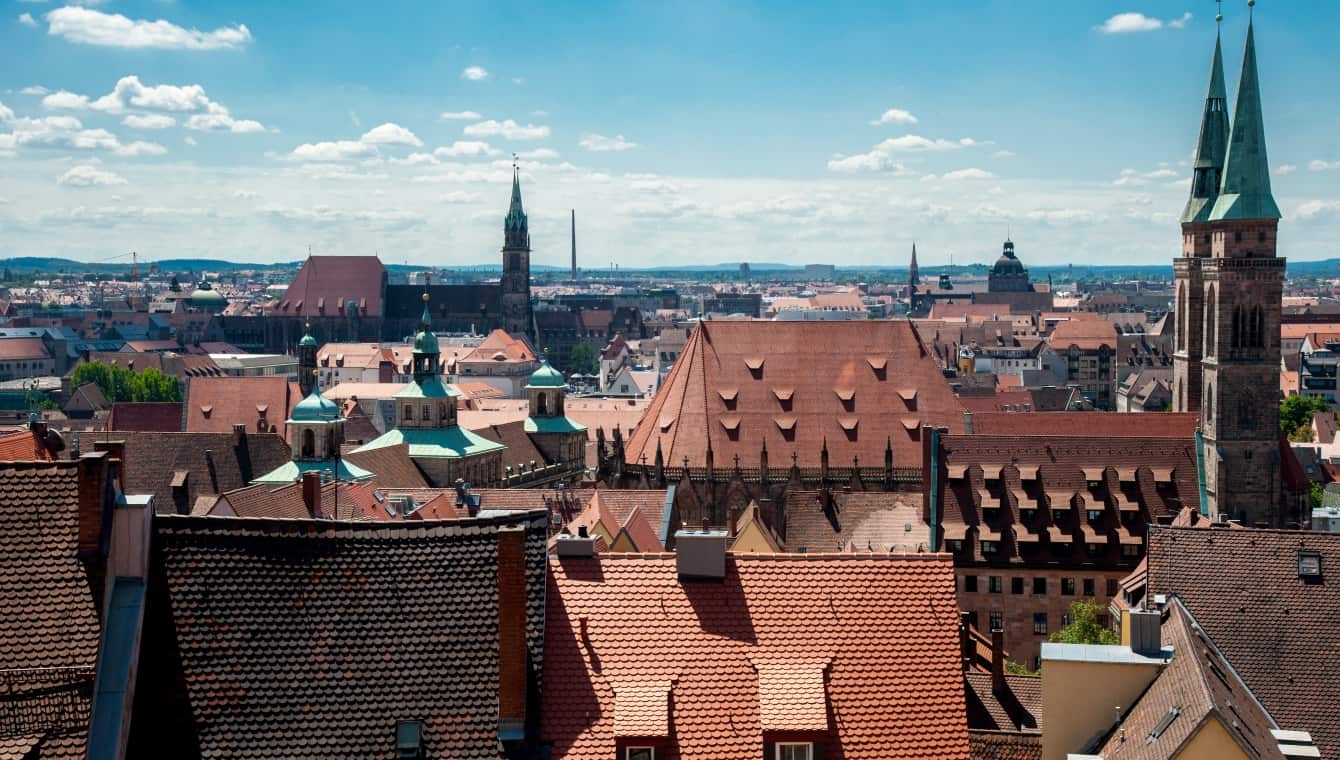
[624,320,964,470]
[459,329,535,363]
[969,411,1198,438]
[542,553,970,758]
[1048,318,1117,350]
[0,338,51,361]
[0,428,54,461]
[184,376,300,436]
[271,255,384,318]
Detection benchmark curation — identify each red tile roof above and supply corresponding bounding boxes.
[270,255,384,319]
[341,442,429,488]
[967,411,1198,438]
[542,553,971,759]
[624,320,964,471]
[968,731,1042,760]
[0,428,56,461]
[183,376,300,436]
[210,479,389,520]
[1048,319,1118,351]
[108,402,183,432]
[0,337,50,360]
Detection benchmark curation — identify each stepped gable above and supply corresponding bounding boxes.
[1147,525,1340,757]
[271,255,385,319]
[543,552,970,759]
[130,511,548,759]
[624,320,964,471]
[937,435,1198,564]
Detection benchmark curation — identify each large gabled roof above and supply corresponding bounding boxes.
[271,255,385,319]
[1147,525,1340,757]
[623,320,964,471]
[543,552,970,759]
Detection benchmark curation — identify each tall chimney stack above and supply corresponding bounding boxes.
[570,209,577,281]
[991,628,1006,696]
[302,470,321,518]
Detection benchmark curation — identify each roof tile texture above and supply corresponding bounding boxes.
[624,320,964,471]
[542,553,970,759]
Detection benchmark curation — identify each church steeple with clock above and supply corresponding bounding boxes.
[500,158,534,340]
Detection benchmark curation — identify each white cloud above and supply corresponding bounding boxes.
[1112,167,1179,186]
[460,66,489,81]
[18,13,37,27]
[434,140,498,157]
[1308,160,1340,171]
[58,164,127,187]
[441,191,479,204]
[44,6,252,50]
[1098,11,1191,34]
[2,113,166,156]
[868,108,917,126]
[0,101,13,123]
[826,152,906,173]
[44,76,267,133]
[993,150,1016,158]
[941,168,995,181]
[183,135,197,146]
[287,140,375,162]
[19,86,49,96]
[579,133,637,152]
[122,113,175,129]
[440,110,481,121]
[878,134,984,152]
[184,107,265,133]
[389,152,439,166]
[462,119,550,140]
[115,140,167,156]
[1295,200,1340,221]
[530,110,549,118]
[261,204,424,230]
[359,122,422,147]
[1276,164,1297,175]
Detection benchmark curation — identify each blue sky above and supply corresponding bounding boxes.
[2,1,1339,268]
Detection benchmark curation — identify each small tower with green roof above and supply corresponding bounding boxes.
[523,359,587,476]
[253,370,373,484]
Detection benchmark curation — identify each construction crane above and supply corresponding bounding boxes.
[130,251,140,312]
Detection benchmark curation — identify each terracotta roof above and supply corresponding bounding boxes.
[542,553,971,759]
[317,343,386,369]
[87,351,221,378]
[784,490,930,553]
[460,329,536,363]
[107,402,183,432]
[271,255,384,318]
[183,375,300,435]
[1096,599,1283,760]
[0,461,99,755]
[1148,525,1340,756]
[938,435,1198,564]
[0,337,51,360]
[210,479,389,520]
[341,442,430,488]
[461,398,647,444]
[1048,319,1118,351]
[0,427,56,461]
[96,431,291,515]
[129,511,548,758]
[475,420,551,470]
[968,730,1042,760]
[960,390,1036,414]
[967,411,1198,438]
[624,320,964,471]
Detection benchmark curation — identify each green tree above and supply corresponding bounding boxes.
[1311,482,1325,510]
[567,342,598,376]
[1280,395,1331,440]
[71,361,181,403]
[1049,600,1119,646]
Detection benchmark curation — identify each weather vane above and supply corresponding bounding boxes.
[512,152,518,171]
[1216,0,1223,24]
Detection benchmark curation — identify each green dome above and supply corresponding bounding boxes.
[290,387,340,422]
[190,282,227,308]
[299,332,318,348]
[526,360,566,388]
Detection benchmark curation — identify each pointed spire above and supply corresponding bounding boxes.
[1210,14,1281,221]
[419,292,432,330]
[504,159,530,250]
[909,243,920,286]
[1181,25,1231,223]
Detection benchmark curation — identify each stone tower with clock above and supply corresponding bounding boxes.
[501,164,534,341]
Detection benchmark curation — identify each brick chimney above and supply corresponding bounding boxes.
[302,470,321,518]
[991,628,1006,696]
[232,423,246,448]
[77,451,112,556]
[496,526,528,742]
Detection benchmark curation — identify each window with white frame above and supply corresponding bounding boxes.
[777,743,813,760]
[625,748,654,760]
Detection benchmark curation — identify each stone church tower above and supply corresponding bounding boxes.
[1175,12,1284,525]
[501,164,534,340]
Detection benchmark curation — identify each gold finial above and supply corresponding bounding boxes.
[1216,0,1223,23]
[304,322,311,331]
[422,292,430,303]
[312,369,319,378]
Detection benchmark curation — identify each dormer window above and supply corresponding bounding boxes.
[1299,550,1323,580]
[777,743,813,760]
[395,720,424,759]
[625,748,655,760]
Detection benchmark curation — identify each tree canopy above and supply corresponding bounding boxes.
[1280,395,1330,441]
[71,361,182,403]
[1048,600,1119,646]
[567,343,598,376]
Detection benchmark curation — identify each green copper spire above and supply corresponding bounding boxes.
[1180,30,1230,224]
[504,161,530,249]
[1209,19,1281,221]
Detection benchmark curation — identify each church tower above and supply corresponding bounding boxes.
[1173,18,1230,414]
[1196,8,1285,525]
[908,243,920,293]
[501,163,533,340]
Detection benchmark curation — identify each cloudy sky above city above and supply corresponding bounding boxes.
[1,0,1338,268]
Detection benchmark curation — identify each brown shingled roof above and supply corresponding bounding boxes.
[108,402,183,432]
[183,375,300,436]
[624,320,965,471]
[270,255,384,319]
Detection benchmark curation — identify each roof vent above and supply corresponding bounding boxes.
[395,719,425,759]
[1273,729,1319,759]
[557,526,596,558]
[1127,608,1162,656]
[675,525,728,581]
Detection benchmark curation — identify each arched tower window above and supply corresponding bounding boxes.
[325,428,336,458]
[1177,283,1187,351]
[403,405,413,422]
[1205,386,1213,423]
[1252,305,1265,348]
[301,428,315,458]
[1231,306,1241,349]
[536,392,548,416]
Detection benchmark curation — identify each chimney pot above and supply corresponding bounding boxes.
[991,628,1006,696]
[302,470,321,518]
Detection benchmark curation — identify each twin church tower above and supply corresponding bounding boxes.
[1172,6,1285,525]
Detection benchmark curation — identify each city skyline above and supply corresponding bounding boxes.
[2,1,1338,267]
